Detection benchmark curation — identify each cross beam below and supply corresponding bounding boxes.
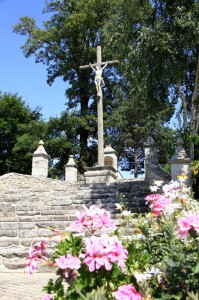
[79,60,119,69]
[79,46,119,167]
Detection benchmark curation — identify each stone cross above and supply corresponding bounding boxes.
[79,45,119,166]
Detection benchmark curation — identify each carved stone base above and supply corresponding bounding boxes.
[84,166,117,184]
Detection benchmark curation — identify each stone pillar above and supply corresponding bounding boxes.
[104,145,118,175]
[144,136,159,180]
[32,140,50,177]
[144,136,170,182]
[65,155,77,183]
[169,138,191,185]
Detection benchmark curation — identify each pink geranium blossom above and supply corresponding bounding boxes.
[33,240,47,255]
[55,254,81,270]
[25,241,48,274]
[112,284,142,300]
[177,214,199,237]
[42,295,53,300]
[145,194,171,216]
[74,205,116,234]
[25,247,39,275]
[145,194,163,203]
[55,254,81,280]
[83,234,128,272]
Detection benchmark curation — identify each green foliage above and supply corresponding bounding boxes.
[29,179,199,299]
[0,92,44,175]
[13,0,199,170]
[43,232,126,299]
[76,285,108,300]
[13,0,122,167]
[13,0,185,171]
[53,233,83,260]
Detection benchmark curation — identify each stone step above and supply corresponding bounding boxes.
[72,193,119,199]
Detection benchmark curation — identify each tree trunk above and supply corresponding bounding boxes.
[134,146,138,178]
[190,57,199,160]
[78,69,91,169]
[177,81,188,131]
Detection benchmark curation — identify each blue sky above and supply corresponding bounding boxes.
[0,0,67,120]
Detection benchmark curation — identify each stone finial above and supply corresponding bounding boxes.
[170,137,188,160]
[33,140,48,155]
[66,155,77,167]
[32,140,50,177]
[144,136,156,147]
[104,145,117,154]
[65,155,77,183]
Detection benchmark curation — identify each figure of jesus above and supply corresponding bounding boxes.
[89,62,108,97]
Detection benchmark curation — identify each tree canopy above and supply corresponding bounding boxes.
[0,92,43,174]
[13,0,122,168]
[12,0,199,176]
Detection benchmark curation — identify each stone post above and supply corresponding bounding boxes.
[104,145,118,175]
[144,136,159,180]
[32,140,50,177]
[144,136,170,182]
[169,138,191,185]
[65,155,77,183]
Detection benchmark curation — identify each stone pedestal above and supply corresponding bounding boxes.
[65,155,77,183]
[104,145,120,179]
[84,166,117,184]
[169,138,191,185]
[104,145,118,169]
[144,136,170,182]
[32,140,50,177]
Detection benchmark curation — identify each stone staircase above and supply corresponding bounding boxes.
[0,173,150,271]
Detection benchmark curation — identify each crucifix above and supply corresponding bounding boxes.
[79,45,119,167]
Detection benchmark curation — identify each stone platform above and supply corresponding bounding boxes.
[0,173,150,271]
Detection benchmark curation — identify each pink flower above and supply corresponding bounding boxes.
[25,241,49,274]
[42,295,53,300]
[145,194,163,203]
[105,235,128,268]
[74,206,116,234]
[112,284,142,300]
[25,247,38,275]
[177,214,199,237]
[145,194,171,216]
[152,197,171,216]
[83,234,128,272]
[162,181,180,199]
[55,254,81,270]
[34,240,47,255]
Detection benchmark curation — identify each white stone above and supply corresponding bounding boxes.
[32,140,50,177]
[65,155,77,183]
[84,166,117,184]
[169,138,191,186]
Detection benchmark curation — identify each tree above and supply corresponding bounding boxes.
[44,110,97,177]
[0,92,43,174]
[102,0,177,176]
[13,0,122,168]
[103,0,199,175]
[125,0,199,159]
[106,80,176,177]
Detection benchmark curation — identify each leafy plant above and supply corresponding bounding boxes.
[25,179,199,299]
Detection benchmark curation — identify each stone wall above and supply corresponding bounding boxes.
[0,173,150,271]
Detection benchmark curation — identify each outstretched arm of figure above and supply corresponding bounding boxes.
[89,63,95,71]
[101,61,108,70]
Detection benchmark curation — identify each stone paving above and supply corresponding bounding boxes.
[0,272,56,300]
